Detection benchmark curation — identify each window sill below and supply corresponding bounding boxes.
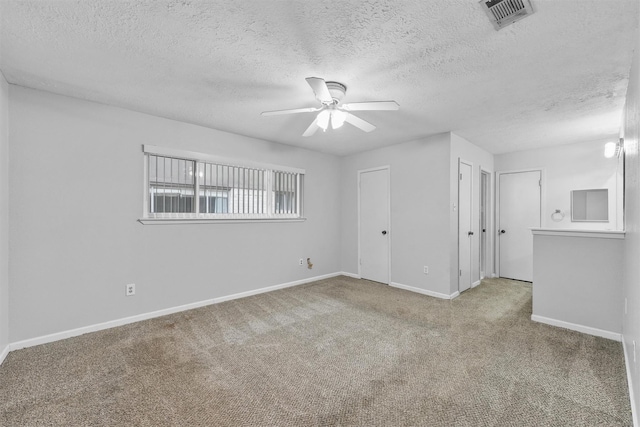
[138,217,307,225]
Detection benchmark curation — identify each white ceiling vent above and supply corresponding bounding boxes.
[480,0,534,31]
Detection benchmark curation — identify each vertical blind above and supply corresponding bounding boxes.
[146,153,303,219]
[273,170,298,215]
[198,162,266,215]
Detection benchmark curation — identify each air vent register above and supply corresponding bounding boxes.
[480,0,534,31]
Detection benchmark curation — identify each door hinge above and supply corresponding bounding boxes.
[539,179,541,187]
[459,173,462,180]
[459,269,462,276]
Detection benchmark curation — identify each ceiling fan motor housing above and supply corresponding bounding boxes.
[325,81,347,104]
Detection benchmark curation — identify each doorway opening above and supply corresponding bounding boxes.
[480,170,490,279]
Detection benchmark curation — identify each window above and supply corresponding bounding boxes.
[142,146,304,222]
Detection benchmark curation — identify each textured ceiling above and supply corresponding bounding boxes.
[0,0,638,156]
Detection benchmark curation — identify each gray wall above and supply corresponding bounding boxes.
[340,134,453,295]
[8,85,341,343]
[622,16,640,422]
[532,232,623,335]
[449,133,495,293]
[0,72,8,356]
[494,139,623,231]
[339,132,495,297]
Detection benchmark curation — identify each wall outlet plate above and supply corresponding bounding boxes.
[423,266,429,274]
[299,258,304,266]
[126,283,136,296]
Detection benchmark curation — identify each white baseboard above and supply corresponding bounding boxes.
[8,272,345,353]
[531,315,622,342]
[623,334,639,427]
[0,343,9,366]
[390,282,459,300]
[339,271,361,279]
[212,272,341,304]
[472,280,481,288]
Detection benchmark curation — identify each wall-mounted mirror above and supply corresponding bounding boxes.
[571,189,608,222]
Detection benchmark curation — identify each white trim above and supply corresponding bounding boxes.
[391,282,459,300]
[458,158,474,293]
[339,271,361,279]
[471,280,481,288]
[479,168,493,283]
[142,153,149,218]
[531,228,625,239]
[143,144,305,175]
[388,167,392,286]
[0,344,9,366]
[357,166,392,285]
[8,272,343,352]
[623,334,639,427]
[139,218,306,225]
[531,315,621,341]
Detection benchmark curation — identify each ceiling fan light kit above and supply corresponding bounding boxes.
[331,109,347,129]
[317,110,330,131]
[261,77,399,137]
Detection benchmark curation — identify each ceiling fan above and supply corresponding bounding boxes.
[261,77,399,137]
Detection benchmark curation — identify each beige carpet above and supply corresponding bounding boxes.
[0,276,632,426]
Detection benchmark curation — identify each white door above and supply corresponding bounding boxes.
[458,161,472,292]
[498,171,541,282]
[359,168,390,284]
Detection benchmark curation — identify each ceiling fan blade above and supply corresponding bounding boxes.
[305,77,333,104]
[261,107,320,116]
[341,101,399,111]
[345,113,376,133]
[302,117,320,137]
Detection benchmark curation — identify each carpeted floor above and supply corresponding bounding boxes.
[0,276,632,426]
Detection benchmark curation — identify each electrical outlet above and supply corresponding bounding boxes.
[299,258,304,266]
[126,283,136,296]
[423,266,429,274]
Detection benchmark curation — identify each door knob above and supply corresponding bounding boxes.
[381,230,387,235]
[468,231,474,236]
[500,230,506,234]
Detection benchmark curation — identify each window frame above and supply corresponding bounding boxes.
[139,145,306,224]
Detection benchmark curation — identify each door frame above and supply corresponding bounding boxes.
[495,168,545,278]
[458,159,474,293]
[357,165,391,284]
[479,168,492,279]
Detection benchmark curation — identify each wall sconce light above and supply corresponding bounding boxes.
[604,138,624,158]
